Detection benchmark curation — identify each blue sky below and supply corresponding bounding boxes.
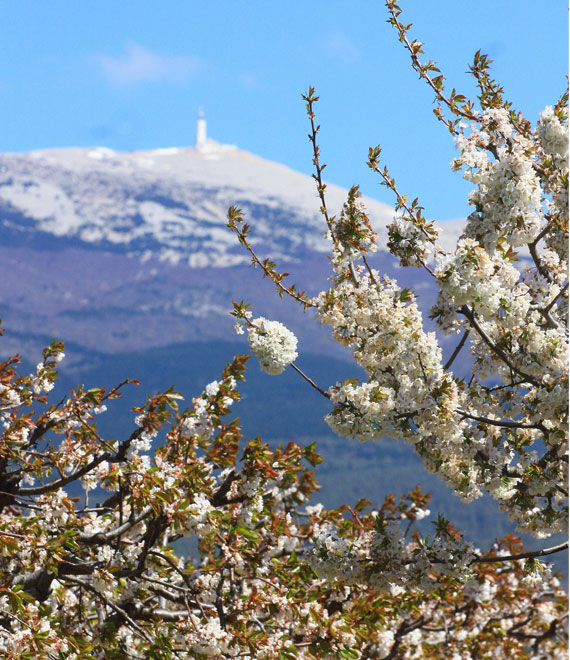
[1,1,567,219]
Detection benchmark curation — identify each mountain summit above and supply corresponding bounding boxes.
[0,146,463,361]
[0,146,397,268]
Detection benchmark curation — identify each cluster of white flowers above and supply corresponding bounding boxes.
[185,617,238,657]
[373,630,395,659]
[179,378,234,441]
[316,274,493,504]
[326,380,395,441]
[180,397,215,440]
[329,192,378,270]
[463,577,498,604]
[246,316,298,375]
[453,108,544,251]
[313,103,568,545]
[0,383,22,410]
[181,493,214,536]
[31,361,56,395]
[434,237,524,321]
[307,513,477,598]
[536,105,569,161]
[387,214,439,267]
[308,521,373,584]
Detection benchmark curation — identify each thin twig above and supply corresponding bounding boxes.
[303,88,360,289]
[385,1,477,130]
[443,329,470,371]
[227,208,315,308]
[66,577,155,647]
[290,363,330,399]
[302,89,337,246]
[543,282,568,316]
[456,410,544,430]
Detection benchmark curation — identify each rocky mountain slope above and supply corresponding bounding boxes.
[0,144,462,361]
[0,145,396,266]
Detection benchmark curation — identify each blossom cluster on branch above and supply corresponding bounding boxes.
[306,7,568,545]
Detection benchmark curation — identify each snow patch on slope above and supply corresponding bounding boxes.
[0,179,81,235]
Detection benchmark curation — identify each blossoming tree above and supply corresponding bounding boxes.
[0,2,568,658]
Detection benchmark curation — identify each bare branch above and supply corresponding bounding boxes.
[443,329,470,372]
[473,541,568,564]
[456,409,545,430]
[290,362,330,400]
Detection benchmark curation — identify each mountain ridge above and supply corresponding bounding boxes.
[0,145,463,361]
[0,145,398,267]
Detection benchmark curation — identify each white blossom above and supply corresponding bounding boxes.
[247,317,298,375]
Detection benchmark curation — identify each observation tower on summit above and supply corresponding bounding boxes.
[194,107,236,155]
[195,107,207,151]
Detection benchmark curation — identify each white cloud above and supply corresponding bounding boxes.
[96,43,205,86]
[319,30,360,62]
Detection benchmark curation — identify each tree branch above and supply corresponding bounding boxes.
[78,505,153,545]
[302,88,360,289]
[473,541,568,564]
[456,409,544,430]
[443,329,470,371]
[17,427,143,496]
[290,363,330,399]
[459,305,540,387]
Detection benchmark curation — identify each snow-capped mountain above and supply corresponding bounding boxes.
[0,145,399,267]
[0,144,463,363]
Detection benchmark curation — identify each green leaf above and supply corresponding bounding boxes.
[235,524,260,543]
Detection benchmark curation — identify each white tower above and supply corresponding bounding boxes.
[196,107,207,150]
